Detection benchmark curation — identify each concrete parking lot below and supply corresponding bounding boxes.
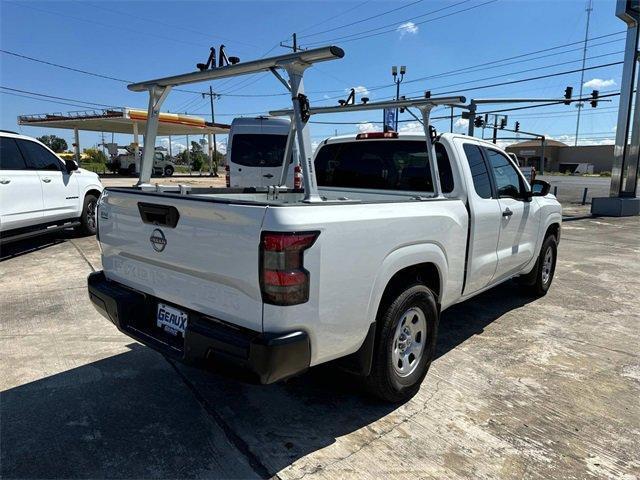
[1,208,638,479]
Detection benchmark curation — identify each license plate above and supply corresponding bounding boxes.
[156,303,188,336]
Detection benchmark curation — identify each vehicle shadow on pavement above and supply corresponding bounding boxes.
[1,282,535,479]
[0,231,76,261]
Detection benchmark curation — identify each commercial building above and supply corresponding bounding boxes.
[506,139,614,173]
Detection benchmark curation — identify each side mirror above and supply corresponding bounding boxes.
[531,179,551,197]
[65,159,79,173]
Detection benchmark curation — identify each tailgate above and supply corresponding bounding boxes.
[98,190,267,332]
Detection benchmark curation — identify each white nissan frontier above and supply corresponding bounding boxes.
[87,45,561,402]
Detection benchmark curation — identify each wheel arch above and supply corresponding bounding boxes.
[342,246,446,378]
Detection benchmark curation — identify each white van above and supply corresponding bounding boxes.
[226,117,300,188]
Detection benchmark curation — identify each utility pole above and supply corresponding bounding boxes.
[280,33,300,52]
[391,65,406,131]
[574,0,594,146]
[450,106,454,133]
[202,86,220,176]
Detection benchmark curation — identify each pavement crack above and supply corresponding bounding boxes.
[166,359,273,479]
[70,240,96,272]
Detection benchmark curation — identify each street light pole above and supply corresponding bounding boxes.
[391,65,406,131]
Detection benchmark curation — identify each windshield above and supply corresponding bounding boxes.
[230,134,290,168]
[314,140,453,193]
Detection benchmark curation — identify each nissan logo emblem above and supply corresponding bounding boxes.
[150,228,167,252]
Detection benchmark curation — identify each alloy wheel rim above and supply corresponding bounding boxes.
[392,307,427,377]
[541,246,553,285]
[87,201,97,231]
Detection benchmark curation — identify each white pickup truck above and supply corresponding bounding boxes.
[88,130,561,401]
[87,45,561,402]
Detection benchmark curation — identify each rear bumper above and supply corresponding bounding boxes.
[87,271,310,383]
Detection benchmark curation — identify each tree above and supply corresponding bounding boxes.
[37,135,68,153]
[83,148,108,164]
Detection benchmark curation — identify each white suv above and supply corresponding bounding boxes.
[0,131,103,243]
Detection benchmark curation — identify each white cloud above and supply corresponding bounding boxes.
[158,138,187,154]
[454,118,469,130]
[397,21,418,37]
[347,85,370,98]
[547,134,615,146]
[583,78,616,89]
[357,122,377,133]
[399,121,424,134]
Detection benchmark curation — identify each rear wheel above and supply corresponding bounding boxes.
[128,163,137,176]
[164,165,174,177]
[78,194,98,236]
[365,284,438,403]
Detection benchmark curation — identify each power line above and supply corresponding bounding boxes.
[311,31,625,101]
[85,2,261,50]
[304,0,497,47]
[296,1,372,35]
[298,0,427,39]
[0,86,118,108]
[0,91,110,110]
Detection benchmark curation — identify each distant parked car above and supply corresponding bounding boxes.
[107,147,175,176]
[0,130,103,243]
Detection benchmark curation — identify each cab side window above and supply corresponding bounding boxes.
[0,137,28,170]
[485,148,523,199]
[16,139,62,171]
[462,144,492,199]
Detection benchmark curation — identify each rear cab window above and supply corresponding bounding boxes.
[462,144,493,199]
[230,134,290,167]
[314,140,454,193]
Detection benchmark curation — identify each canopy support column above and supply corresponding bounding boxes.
[133,122,140,174]
[283,62,320,202]
[138,85,171,186]
[73,127,80,163]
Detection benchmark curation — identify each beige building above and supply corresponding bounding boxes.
[506,139,614,173]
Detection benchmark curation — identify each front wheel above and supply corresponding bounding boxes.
[365,284,439,403]
[78,194,98,236]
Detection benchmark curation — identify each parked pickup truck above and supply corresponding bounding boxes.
[87,130,561,402]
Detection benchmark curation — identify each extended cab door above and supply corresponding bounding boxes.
[0,136,44,231]
[459,143,503,294]
[16,139,79,222]
[483,147,540,280]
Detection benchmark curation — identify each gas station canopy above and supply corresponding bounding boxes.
[18,107,229,136]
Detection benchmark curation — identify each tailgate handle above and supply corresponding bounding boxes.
[137,202,180,228]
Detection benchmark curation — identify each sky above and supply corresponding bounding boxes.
[0,0,625,154]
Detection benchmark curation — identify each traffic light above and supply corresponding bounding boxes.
[424,90,431,99]
[564,86,573,105]
[474,116,484,128]
[590,90,599,108]
[499,117,507,129]
[515,121,520,132]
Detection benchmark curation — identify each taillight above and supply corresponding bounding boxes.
[294,165,302,189]
[260,231,319,306]
[225,164,230,188]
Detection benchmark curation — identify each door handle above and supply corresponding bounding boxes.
[42,177,52,183]
[263,173,274,178]
[502,208,513,217]
[0,179,10,185]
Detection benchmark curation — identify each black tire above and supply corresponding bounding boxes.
[519,235,557,297]
[128,163,137,175]
[365,284,439,403]
[78,194,98,236]
[164,165,174,177]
